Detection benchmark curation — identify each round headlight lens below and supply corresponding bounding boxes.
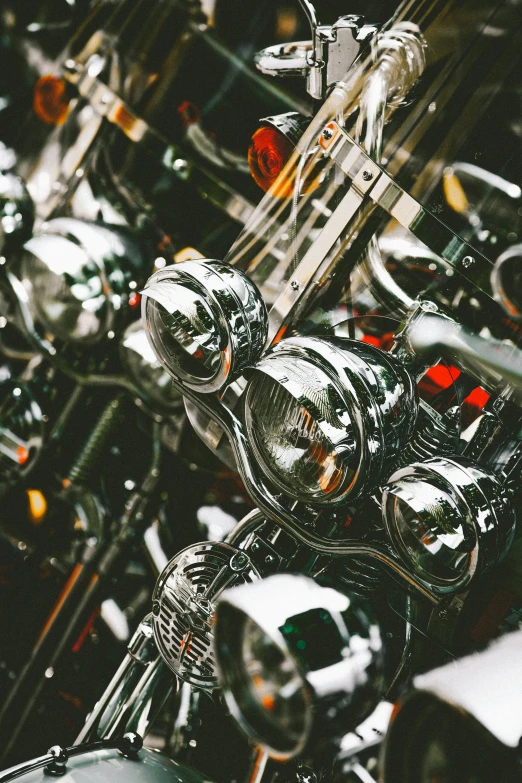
[22,236,107,343]
[244,336,417,504]
[141,260,268,393]
[215,574,384,760]
[390,481,475,582]
[145,283,222,380]
[383,457,516,590]
[240,616,309,748]
[120,321,183,412]
[19,218,146,345]
[245,366,348,500]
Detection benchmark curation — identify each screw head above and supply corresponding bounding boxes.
[230,552,248,572]
[362,169,374,181]
[462,255,475,268]
[290,280,299,291]
[322,127,333,140]
[48,747,68,766]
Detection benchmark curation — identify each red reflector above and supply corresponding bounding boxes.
[33,75,70,125]
[17,445,29,465]
[129,292,141,309]
[248,126,294,192]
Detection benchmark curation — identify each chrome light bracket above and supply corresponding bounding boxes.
[141,259,268,394]
[244,335,418,504]
[215,573,384,760]
[382,456,516,594]
[267,121,498,343]
[151,542,260,691]
[254,16,377,101]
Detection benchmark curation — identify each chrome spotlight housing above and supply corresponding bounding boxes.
[383,630,522,783]
[141,260,268,393]
[151,542,259,690]
[244,336,417,504]
[119,321,183,413]
[20,218,146,344]
[215,573,384,760]
[382,456,516,592]
[0,380,45,492]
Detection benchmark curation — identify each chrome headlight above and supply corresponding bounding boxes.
[141,260,268,393]
[383,629,522,783]
[20,218,145,344]
[0,380,44,491]
[151,542,259,690]
[119,321,183,413]
[382,457,516,591]
[244,336,417,504]
[215,574,384,760]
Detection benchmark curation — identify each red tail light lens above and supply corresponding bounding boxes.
[248,126,294,192]
[33,75,70,126]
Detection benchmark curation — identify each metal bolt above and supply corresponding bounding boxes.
[45,746,68,776]
[265,554,275,565]
[322,128,333,140]
[250,541,260,552]
[230,552,248,571]
[362,169,374,182]
[462,255,475,268]
[290,280,299,291]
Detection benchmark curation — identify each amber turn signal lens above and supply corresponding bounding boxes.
[248,126,294,192]
[33,75,70,126]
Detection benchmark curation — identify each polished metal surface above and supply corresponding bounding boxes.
[245,335,418,504]
[142,260,268,393]
[152,542,260,690]
[215,573,384,759]
[383,456,516,592]
[120,322,184,414]
[0,745,213,783]
[19,218,146,344]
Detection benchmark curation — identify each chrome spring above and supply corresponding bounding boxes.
[323,532,392,600]
[67,394,128,486]
[395,404,460,468]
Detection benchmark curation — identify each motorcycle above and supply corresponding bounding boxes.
[1,0,522,778]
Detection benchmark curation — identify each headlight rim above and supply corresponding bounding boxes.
[141,259,268,394]
[215,573,384,761]
[382,456,516,592]
[244,335,418,506]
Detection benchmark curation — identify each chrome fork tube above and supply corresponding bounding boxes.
[356,27,425,315]
[76,614,176,743]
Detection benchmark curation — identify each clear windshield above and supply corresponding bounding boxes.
[224,0,522,348]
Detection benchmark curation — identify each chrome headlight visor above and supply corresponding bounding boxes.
[20,218,144,345]
[382,456,516,592]
[151,542,259,691]
[244,336,418,505]
[383,630,522,782]
[215,573,384,761]
[141,260,268,393]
